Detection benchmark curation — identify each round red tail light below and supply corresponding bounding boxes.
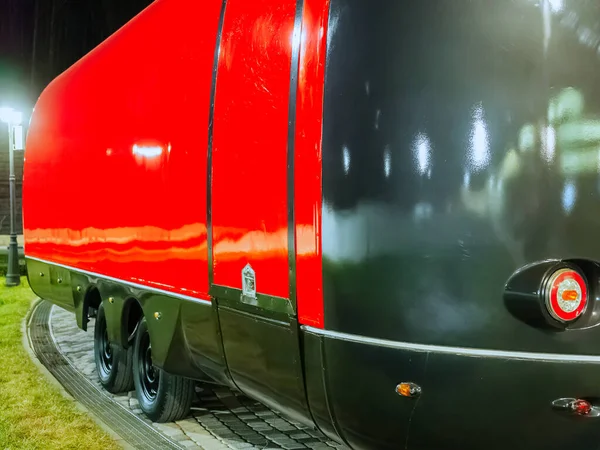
[545,268,588,323]
[571,399,593,416]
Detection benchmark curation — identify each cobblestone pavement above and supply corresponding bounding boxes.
[50,305,345,450]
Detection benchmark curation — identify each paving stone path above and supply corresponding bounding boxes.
[49,305,346,450]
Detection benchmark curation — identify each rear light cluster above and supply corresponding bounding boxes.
[552,397,599,418]
[544,267,588,324]
[570,399,593,416]
[546,267,597,420]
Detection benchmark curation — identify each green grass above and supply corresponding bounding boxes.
[0,277,120,450]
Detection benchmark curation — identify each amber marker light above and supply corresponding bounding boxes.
[544,268,588,323]
[562,290,578,301]
[396,382,421,398]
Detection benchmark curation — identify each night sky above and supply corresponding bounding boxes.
[0,0,153,109]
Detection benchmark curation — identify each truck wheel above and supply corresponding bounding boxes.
[132,316,195,422]
[94,302,134,393]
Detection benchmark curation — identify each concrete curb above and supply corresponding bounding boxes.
[22,298,135,450]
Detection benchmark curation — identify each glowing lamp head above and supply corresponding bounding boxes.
[544,268,588,323]
[0,107,13,124]
[0,107,22,125]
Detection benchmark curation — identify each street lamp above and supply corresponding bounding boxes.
[0,106,23,287]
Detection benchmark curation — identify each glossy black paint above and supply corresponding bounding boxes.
[317,1,600,448]
[322,336,427,450]
[408,352,600,450]
[27,259,74,312]
[211,284,294,317]
[301,332,340,443]
[321,0,600,354]
[72,273,94,331]
[27,1,600,447]
[27,258,318,434]
[218,306,313,427]
[26,259,222,382]
[308,329,600,450]
[179,299,230,385]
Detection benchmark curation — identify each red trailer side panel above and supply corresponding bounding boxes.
[210,0,296,299]
[23,0,223,300]
[295,0,329,328]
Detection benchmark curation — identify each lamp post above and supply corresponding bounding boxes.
[0,107,23,287]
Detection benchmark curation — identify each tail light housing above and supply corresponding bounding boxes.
[552,397,600,418]
[570,399,593,416]
[544,267,588,323]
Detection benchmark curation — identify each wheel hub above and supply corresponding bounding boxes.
[103,329,112,361]
[138,331,159,400]
[97,318,113,377]
[144,346,156,383]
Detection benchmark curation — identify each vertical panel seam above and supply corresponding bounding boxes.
[320,336,352,447]
[207,0,228,289]
[288,0,304,311]
[318,0,332,330]
[206,0,239,392]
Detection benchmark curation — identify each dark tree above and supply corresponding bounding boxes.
[0,0,153,105]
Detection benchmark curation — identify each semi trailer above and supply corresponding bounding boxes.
[22,0,600,448]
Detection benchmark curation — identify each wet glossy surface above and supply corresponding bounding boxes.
[318,332,600,450]
[210,0,295,299]
[321,0,600,354]
[295,0,330,328]
[28,0,600,447]
[212,0,315,431]
[23,0,223,300]
[220,307,314,426]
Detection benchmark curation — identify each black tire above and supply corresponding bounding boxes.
[132,316,195,423]
[93,302,134,393]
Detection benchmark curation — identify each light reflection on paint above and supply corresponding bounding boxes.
[133,144,163,158]
[413,202,433,222]
[543,0,552,53]
[518,124,536,153]
[469,104,490,171]
[343,145,351,174]
[542,126,556,162]
[463,172,471,188]
[549,0,563,13]
[290,23,303,54]
[562,181,577,214]
[383,145,391,178]
[299,28,309,68]
[413,132,431,175]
